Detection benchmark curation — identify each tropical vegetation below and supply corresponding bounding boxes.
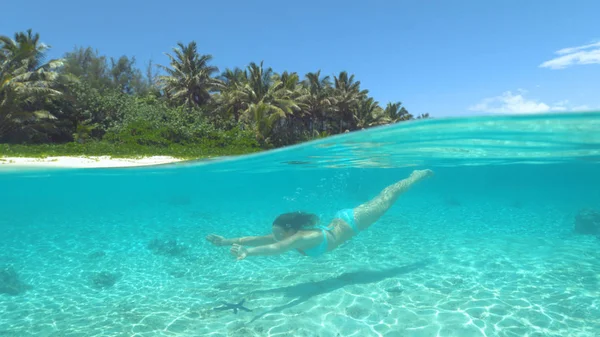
[0,29,429,158]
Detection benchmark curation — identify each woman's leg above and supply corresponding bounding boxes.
[353,169,433,230]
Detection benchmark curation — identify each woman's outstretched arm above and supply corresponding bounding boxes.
[206,234,275,247]
[230,233,319,260]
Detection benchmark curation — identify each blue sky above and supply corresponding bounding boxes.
[2,0,599,117]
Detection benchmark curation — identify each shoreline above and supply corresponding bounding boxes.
[0,155,184,169]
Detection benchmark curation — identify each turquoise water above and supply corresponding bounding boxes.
[1,112,600,337]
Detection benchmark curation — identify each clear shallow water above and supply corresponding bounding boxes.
[1,112,599,337]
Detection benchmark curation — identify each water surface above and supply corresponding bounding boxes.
[1,112,599,336]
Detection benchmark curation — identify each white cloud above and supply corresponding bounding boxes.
[540,41,600,69]
[469,91,573,114]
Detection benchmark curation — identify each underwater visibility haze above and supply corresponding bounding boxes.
[1,112,600,336]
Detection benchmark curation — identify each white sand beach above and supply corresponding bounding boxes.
[0,156,183,169]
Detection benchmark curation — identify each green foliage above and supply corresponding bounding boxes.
[61,47,112,90]
[102,96,259,148]
[110,55,146,94]
[61,46,147,94]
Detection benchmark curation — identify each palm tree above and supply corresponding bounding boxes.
[234,62,300,140]
[354,97,386,129]
[243,61,273,103]
[244,63,298,111]
[299,71,333,133]
[157,41,221,108]
[245,102,288,143]
[272,71,304,114]
[382,102,412,123]
[0,30,65,141]
[1,29,48,71]
[276,71,301,92]
[332,71,367,132]
[217,62,300,125]
[215,67,247,122]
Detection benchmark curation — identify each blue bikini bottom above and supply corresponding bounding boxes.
[299,208,360,257]
[333,208,359,235]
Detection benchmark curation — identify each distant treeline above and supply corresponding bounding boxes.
[0,29,429,156]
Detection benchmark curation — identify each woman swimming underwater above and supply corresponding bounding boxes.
[206,169,433,260]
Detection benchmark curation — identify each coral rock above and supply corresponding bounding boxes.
[574,208,600,235]
[0,266,31,296]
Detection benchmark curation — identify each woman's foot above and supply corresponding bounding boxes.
[387,169,434,196]
[410,169,434,180]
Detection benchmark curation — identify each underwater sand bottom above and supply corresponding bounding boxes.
[0,203,599,337]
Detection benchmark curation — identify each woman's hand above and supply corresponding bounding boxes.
[206,234,230,246]
[230,244,248,260]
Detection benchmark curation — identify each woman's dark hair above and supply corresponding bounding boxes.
[272,211,319,231]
